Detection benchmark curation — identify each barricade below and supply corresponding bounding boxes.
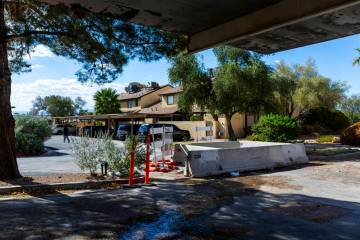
[195,125,213,142]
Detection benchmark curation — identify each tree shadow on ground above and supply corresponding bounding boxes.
[0,172,359,240]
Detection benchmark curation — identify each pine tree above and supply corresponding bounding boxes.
[0,0,185,179]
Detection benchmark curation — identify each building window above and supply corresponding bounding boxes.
[135,98,139,107]
[167,95,174,105]
[127,100,132,108]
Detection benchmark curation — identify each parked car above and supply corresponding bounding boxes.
[116,124,141,140]
[52,124,76,135]
[82,126,114,138]
[138,123,191,142]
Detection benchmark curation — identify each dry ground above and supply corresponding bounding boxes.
[0,144,360,239]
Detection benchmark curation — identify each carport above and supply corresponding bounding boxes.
[50,113,146,135]
[42,0,360,53]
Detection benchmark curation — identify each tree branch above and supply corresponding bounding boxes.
[6,30,76,40]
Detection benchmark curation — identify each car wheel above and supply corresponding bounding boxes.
[57,130,63,135]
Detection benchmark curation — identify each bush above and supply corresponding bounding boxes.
[190,115,203,121]
[106,136,146,176]
[317,135,334,143]
[245,134,256,141]
[15,116,52,155]
[71,134,106,175]
[251,114,300,142]
[341,122,360,146]
[298,107,350,133]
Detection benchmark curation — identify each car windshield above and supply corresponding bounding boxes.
[118,125,129,130]
[139,125,150,133]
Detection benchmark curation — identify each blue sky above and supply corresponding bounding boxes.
[12,34,360,112]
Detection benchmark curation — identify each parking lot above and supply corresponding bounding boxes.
[17,135,124,176]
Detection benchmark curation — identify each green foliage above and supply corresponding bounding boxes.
[44,95,75,117]
[106,135,146,176]
[212,47,274,138]
[125,82,147,93]
[317,135,334,143]
[30,95,83,117]
[251,114,300,142]
[94,88,120,114]
[340,95,360,123]
[354,48,360,66]
[189,115,203,121]
[292,59,347,111]
[272,59,347,116]
[168,52,215,114]
[15,116,52,155]
[272,61,298,116]
[74,97,87,115]
[245,134,256,141]
[298,107,350,132]
[168,47,273,139]
[5,1,186,82]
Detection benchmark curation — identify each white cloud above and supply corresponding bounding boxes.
[31,64,44,69]
[274,60,281,64]
[11,78,126,111]
[24,45,54,59]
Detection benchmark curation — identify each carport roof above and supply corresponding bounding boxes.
[42,0,360,53]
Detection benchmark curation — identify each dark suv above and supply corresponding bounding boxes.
[138,123,191,142]
[115,124,141,140]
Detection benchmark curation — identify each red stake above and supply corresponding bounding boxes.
[129,150,135,185]
[145,134,151,184]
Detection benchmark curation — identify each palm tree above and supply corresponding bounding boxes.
[94,88,121,114]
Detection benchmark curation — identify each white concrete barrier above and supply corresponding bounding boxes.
[174,141,309,177]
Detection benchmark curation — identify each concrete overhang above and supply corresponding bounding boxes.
[42,0,360,53]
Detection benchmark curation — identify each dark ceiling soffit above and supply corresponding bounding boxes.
[188,0,360,53]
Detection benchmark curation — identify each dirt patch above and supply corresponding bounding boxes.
[0,173,105,187]
[230,175,303,190]
[266,201,351,223]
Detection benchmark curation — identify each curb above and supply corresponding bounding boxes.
[0,176,145,195]
[308,151,360,160]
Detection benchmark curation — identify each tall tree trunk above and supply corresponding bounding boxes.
[0,1,21,179]
[225,113,236,140]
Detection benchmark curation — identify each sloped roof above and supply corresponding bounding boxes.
[118,89,153,101]
[159,86,183,95]
[118,85,170,100]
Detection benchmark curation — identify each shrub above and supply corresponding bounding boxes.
[341,122,360,146]
[15,116,52,155]
[71,134,106,175]
[190,115,203,121]
[251,114,300,142]
[245,134,256,141]
[106,135,146,176]
[317,135,334,143]
[298,107,350,133]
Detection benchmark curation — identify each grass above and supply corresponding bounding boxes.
[317,135,334,143]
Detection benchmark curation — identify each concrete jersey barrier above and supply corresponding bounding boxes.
[174,141,309,177]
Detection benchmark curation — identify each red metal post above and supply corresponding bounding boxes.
[145,134,150,184]
[129,150,135,185]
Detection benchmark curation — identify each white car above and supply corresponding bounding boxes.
[52,124,77,135]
